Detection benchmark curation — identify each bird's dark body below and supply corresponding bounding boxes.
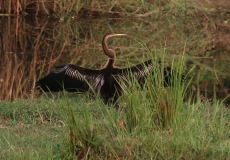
[36,33,181,107]
[100,69,120,104]
[35,60,155,105]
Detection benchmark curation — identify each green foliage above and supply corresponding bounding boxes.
[0,94,229,159]
[120,52,188,129]
[61,103,101,159]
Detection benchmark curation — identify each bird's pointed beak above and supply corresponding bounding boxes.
[112,33,127,37]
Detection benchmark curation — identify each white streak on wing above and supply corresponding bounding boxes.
[133,63,153,78]
[65,67,85,81]
[92,75,104,94]
[65,66,104,94]
[115,75,129,87]
[53,65,68,73]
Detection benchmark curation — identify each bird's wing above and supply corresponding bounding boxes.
[112,60,154,86]
[36,64,104,92]
[113,60,178,87]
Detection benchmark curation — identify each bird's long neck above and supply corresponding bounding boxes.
[104,57,116,69]
[102,35,116,68]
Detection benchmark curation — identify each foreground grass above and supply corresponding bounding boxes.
[0,98,66,159]
[1,55,229,159]
[0,94,229,159]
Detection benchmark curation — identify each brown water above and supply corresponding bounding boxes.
[0,16,229,104]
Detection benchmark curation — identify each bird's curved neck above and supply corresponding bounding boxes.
[102,35,116,68]
[104,58,115,69]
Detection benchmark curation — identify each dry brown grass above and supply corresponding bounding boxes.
[0,17,68,101]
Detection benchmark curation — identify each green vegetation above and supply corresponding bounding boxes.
[1,55,229,159]
[0,0,229,159]
[1,93,229,159]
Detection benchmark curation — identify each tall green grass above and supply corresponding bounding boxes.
[60,52,193,158]
[59,90,229,159]
[121,52,189,130]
